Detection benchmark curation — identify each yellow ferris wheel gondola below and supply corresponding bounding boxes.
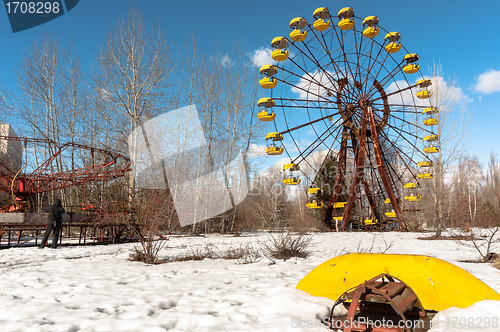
[257,98,276,122]
[259,65,278,89]
[265,132,284,155]
[289,17,308,42]
[306,187,324,208]
[423,106,439,126]
[403,53,419,74]
[423,134,440,153]
[312,7,330,31]
[384,32,401,53]
[416,79,432,99]
[403,182,421,201]
[271,37,289,62]
[283,163,301,185]
[362,16,379,38]
[337,7,354,30]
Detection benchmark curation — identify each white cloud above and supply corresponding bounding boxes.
[473,69,500,94]
[250,47,275,67]
[386,76,471,107]
[291,70,338,100]
[247,144,268,158]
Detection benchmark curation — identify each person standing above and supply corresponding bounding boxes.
[39,198,65,249]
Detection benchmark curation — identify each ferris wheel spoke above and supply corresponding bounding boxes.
[278,109,343,135]
[381,109,433,136]
[376,129,421,180]
[370,84,417,103]
[331,25,361,97]
[292,117,344,165]
[298,40,342,93]
[285,55,340,96]
[360,46,390,97]
[371,102,426,110]
[311,130,343,186]
[367,59,405,95]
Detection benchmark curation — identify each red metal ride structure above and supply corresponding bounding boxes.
[0,134,130,212]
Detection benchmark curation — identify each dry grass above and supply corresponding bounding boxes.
[259,232,314,262]
[492,257,500,270]
[161,242,263,264]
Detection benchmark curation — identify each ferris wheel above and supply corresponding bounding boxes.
[257,6,440,230]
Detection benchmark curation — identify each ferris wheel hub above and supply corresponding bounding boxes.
[358,98,369,109]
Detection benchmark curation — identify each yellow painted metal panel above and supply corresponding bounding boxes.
[257,97,275,108]
[338,18,354,30]
[424,118,439,126]
[271,37,288,49]
[417,90,432,99]
[282,163,300,171]
[307,188,321,194]
[423,134,439,142]
[265,147,283,156]
[257,111,276,122]
[404,195,421,201]
[422,107,439,115]
[283,178,301,185]
[296,253,500,311]
[271,49,289,61]
[424,146,439,154]
[313,19,330,31]
[306,202,324,209]
[265,132,283,141]
[417,161,434,167]
[385,42,401,53]
[363,26,379,38]
[259,77,277,89]
[403,64,419,74]
[290,29,307,42]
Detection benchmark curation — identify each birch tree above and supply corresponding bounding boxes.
[91,6,175,198]
[420,63,473,236]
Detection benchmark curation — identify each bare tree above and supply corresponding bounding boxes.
[172,36,264,234]
[420,62,473,236]
[252,167,288,230]
[0,31,89,211]
[91,6,175,199]
[482,153,500,223]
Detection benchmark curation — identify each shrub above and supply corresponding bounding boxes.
[259,232,314,262]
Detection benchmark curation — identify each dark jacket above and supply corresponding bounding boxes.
[44,198,65,228]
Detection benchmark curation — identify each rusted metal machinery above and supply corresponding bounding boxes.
[257,6,440,230]
[329,274,430,332]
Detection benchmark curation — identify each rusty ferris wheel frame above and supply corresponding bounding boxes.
[259,7,437,230]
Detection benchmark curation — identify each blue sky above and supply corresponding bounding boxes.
[1,0,500,170]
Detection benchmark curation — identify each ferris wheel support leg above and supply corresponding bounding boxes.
[367,107,406,230]
[361,178,378,218]
[324,136,348,227]
[341,109,369,230]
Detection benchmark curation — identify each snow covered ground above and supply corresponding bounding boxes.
[0,231,499,332]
